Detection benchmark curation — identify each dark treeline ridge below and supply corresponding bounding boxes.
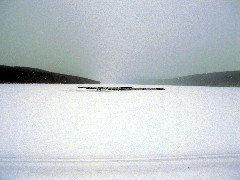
[139,71,240,87]
[0,65,100,84]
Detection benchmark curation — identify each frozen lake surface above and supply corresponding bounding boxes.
[0,84,240,179]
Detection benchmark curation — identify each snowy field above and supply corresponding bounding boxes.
[0,84,240,179]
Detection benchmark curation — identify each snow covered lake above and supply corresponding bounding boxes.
[0,84,240,179]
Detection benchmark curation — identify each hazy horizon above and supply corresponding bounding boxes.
[1,0,239,83]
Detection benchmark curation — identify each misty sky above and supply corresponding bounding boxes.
[0,0,239,83]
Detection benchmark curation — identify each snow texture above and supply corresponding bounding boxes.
[0,84,240,179]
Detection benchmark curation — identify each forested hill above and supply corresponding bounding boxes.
[0,65,100,84]
[139,71,240,87]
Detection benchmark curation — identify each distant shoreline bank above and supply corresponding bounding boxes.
[137,71,240,87]
[0,65,100,84]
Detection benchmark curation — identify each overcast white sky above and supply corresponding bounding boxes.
[0,0,239,83]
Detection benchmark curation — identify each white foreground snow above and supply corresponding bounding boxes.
[0,84,240,179]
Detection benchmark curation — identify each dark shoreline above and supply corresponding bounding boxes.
[137,71,240,87]
[0,65,100,84]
